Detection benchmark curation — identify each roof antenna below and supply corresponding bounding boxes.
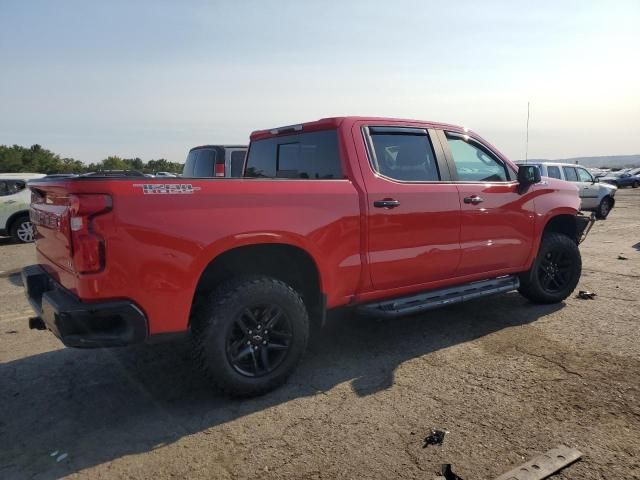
[525,101,530,162]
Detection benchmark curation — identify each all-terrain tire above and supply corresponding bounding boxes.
[518,233,581,304]
[191,276,309,397]
[595,196,613,219]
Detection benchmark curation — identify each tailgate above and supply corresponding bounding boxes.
[29,184,74,271]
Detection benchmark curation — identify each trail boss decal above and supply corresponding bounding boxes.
[133,184,201,195]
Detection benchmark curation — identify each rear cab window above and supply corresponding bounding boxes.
[183,148,217,177]
[245,130,344,179]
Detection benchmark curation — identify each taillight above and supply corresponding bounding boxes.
[215,163,225,177]
[68,194,112,273]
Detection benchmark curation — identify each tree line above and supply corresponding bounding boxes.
[0,144,183,174]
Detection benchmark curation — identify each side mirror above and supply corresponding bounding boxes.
[517,164,541,186]
[593,177,599,183]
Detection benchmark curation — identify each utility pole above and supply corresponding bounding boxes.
[525,101,530,162]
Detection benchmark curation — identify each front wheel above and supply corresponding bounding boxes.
[633,181,639,189]
[10,215,35,243]
[191,276,309,397]
[518,233,581,304]
[595,196,613,219]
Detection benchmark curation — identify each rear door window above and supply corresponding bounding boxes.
[245,130,343,179]
[0,181,7,196]
[546,165,562,179]
[368,129,440,181]
[563,166,578,182]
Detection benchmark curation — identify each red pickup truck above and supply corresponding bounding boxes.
[23,116,593,396]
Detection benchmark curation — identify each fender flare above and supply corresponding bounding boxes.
[189,231,327,297]
[525,208,580,269]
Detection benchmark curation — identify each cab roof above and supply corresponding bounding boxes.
[250,116,469,141]
[189,145,247,151]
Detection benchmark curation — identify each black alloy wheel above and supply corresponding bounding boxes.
[226,304,293,377]
[536,250,573,294]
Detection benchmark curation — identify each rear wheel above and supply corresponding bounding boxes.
[595,196,613,219]
[518,233,581,304]
[191,276,309,397]
[10,215,34,243]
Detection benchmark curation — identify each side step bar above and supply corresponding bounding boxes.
[358,275,520,318]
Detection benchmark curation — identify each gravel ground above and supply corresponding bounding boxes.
[1,189,639,480]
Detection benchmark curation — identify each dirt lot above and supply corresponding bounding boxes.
[1,190,639,480]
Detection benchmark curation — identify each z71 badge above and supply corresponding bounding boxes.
[133,184,201,195]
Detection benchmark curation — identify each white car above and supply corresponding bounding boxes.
[515,162,617,219]
[0,173,46,242]
[153,171,177,178]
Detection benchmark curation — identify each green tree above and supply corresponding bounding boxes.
[0,144,185,175]
[146,158,182,173]
[99,156,128,171]
[123,157,144,171]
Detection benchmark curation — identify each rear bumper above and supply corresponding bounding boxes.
[22,265,148,348]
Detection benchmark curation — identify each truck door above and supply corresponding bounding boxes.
[575,167,599,209]
[439,131,535,277]
[357,125,462,291]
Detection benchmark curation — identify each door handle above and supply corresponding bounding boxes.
[3,200,16,204]
[373,199,400,209]
[463,196,484,205]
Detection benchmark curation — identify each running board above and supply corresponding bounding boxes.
[358,275,520,318]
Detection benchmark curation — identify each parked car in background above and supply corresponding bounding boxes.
[515,161,617,219]
[588,168,610,178]
[599,171,640,189]
[183,145,248,177]
[153,171,178,178]
[0,173,46,242]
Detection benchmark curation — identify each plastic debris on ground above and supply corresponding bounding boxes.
[423,429,447,448]
[577,290,596,300]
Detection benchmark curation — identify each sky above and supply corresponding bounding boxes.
[1,0,639,163]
